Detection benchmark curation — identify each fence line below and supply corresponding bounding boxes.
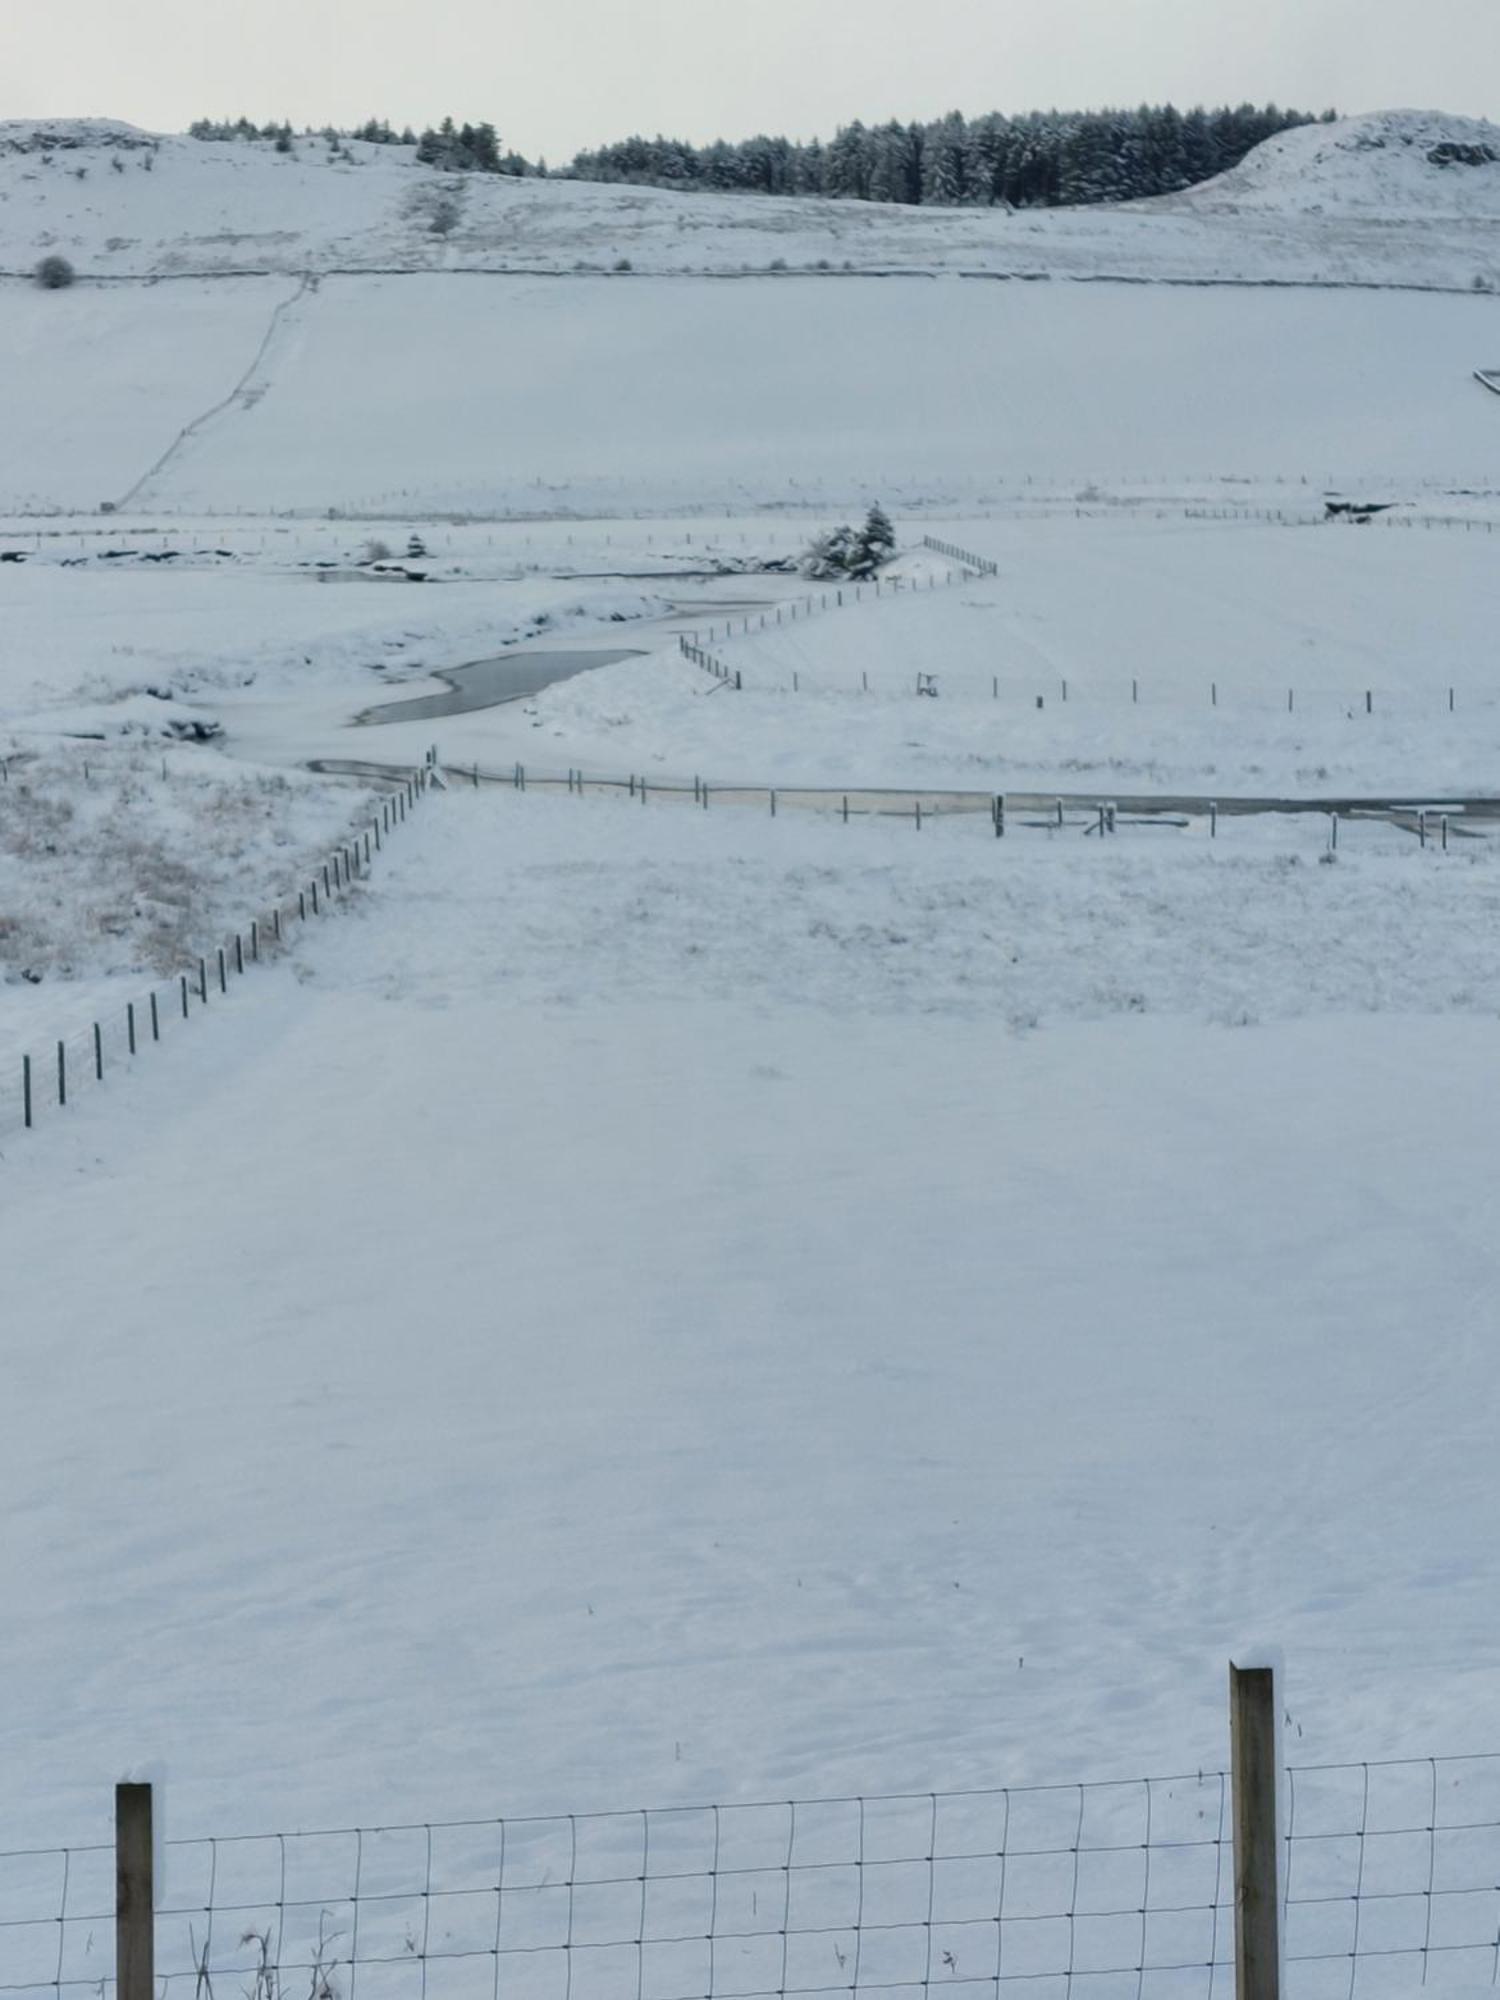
[920,536,999,576]
[680,557,984,690]
[16,1744,1500,1999]
[388,755,1484,852]
[680,639,740,688]
[0,756,438,1147]
[678,534,1482,713]
[727,668,1478,715]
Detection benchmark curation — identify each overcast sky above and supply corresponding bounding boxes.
[5,0,1496,162]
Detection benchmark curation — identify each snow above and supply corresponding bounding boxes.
[2,275,1495,519]
[1182,111,1500,219]
[0,278,292,511]
[7,788,1500,1864]
[7,100,1500,1920]
[276,518,1500,801]
[4,111,1500,290]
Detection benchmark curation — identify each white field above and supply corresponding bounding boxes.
[5,113,1500,1899]
[2,275,1497,517]
[8,791,1500,1862]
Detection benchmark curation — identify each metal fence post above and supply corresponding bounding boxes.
[116,1781,154,2000]
[1231,1662,1281,2000]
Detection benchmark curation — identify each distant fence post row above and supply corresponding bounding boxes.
[5,755,438,1145]
[919,534,999,576]
[766,669,1466,711]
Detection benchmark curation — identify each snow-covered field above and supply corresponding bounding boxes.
[8,790,1500,1864]
[2,275,1495,517]
[6,104,1500,1923]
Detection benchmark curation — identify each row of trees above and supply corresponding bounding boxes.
[412,119,532,177]
[188,101,1336,209]
[570,103,1335,208]
[187,116,534,174]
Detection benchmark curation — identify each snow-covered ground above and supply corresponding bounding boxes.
[6,101,1500,1905]
[9,511,1500,1058]
[3,274,1495,517]
[4,110,1500,289]
[8,789,1500,1864]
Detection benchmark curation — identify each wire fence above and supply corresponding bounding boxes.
[712,659,1488,716]
[11,1754,1500,2000]
[680,561,982,674]
[371,755,1489,850]
[0,760,435,1146]
[679,582,1495,721]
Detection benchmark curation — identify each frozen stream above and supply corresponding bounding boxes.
[358,647,646,725]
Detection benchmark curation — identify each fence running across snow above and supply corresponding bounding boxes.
[678,552,986,695]
[0,760,436,1145]
[11,1672,1500,2000]
[308,755,1491,850]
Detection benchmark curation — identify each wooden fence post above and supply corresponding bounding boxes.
[1231,1662,1281,2000]
[116,1780,154,2000]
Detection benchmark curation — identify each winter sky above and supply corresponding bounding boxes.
[6,0,1496,160]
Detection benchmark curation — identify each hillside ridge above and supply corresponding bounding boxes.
[0,110,1497,290]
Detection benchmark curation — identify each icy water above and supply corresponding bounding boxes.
[360,648,643,725]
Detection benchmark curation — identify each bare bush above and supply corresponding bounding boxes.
[34,254,76,290]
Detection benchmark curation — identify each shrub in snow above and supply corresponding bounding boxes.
[803,524,858,578]
[802,505,896,580]
[34,254,76,290]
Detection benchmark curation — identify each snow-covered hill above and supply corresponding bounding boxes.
[2,111,1500,289]
[1180,109,1500,217]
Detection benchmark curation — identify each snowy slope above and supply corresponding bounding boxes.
[2,111,1500,289]
[1180,109,1500,217]
[3,275,1495,518]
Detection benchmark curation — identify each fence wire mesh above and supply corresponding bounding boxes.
[10,1756,1500,2000]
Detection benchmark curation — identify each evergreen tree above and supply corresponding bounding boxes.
[855,505,896,572]
[921,112,968,205]
[825,121,872,199]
